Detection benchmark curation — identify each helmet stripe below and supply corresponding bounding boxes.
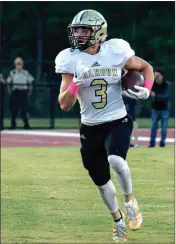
[80,11,87,21]
[75,10,86,23]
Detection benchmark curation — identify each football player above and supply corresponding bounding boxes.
[55,9,154,242]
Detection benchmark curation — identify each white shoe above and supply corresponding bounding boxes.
[125,198,143,231]
[113,211,128,241]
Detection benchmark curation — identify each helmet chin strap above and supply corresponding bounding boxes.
[78,42,89,51]
[82,43,100,55]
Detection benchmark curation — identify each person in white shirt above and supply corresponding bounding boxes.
[7,57,34,129]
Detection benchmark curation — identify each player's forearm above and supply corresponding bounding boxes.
[140,63,154,83]
[59,91,77,112]
[139,63,154,93]
[124,57,154,92]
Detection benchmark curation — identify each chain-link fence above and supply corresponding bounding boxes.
[1,60,175,129]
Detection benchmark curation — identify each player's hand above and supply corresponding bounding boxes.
[127,85,150,100]
[73,63,89,86]
[122,90,138,100]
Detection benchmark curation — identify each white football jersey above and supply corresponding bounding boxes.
[55,39,135,125]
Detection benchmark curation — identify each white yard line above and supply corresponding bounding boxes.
[1,130,80,138]
[1,130,175,143]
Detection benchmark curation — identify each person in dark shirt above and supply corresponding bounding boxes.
[149,69,170,147]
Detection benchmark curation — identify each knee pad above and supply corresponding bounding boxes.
[97,180,116,196]
[108,155,129,173]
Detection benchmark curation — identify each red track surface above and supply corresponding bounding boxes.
[1,129,175,147]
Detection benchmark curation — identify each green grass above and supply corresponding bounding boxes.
[3,118,80,129]
[3,117,175,129]
[1,146,174,244]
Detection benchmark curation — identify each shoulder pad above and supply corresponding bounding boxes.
[106,39,135,68]
[55,48,77,74]
[109,38,135,55]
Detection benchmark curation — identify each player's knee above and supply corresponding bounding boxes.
[108,155,129,173]
[97,180,116,196]
[90,172,111,186]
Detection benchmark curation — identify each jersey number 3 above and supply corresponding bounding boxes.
[91,79,108,109]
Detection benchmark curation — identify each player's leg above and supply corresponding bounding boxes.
[106,115,142,231]
[106,115,133,199]
[149,109,159,147]
[80,123,127,241]
[160,110,169,147]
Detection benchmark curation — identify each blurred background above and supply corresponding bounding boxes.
[0,1,175,129]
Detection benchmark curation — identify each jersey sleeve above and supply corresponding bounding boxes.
[110,39,135,69]
[55,49,75,74]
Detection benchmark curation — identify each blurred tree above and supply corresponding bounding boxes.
[1,2,174,69]
[0,1,175,118]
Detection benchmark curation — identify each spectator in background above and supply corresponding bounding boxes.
[148,69,170,147]
[123,96,139,147]
[0,73,5,130]
[7,57,34,129]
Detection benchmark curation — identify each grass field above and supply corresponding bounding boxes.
[1,146,175,244]
[3,117,175,129]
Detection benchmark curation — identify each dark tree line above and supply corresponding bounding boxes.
[0,1,175,117]
[0,2,174,71]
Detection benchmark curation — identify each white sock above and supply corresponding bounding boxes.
[108,155,132,195]
[115,219,123,225]
[97,180,119,213]
[124,199,133,206]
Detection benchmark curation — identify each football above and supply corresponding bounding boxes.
[121,70,144,92]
